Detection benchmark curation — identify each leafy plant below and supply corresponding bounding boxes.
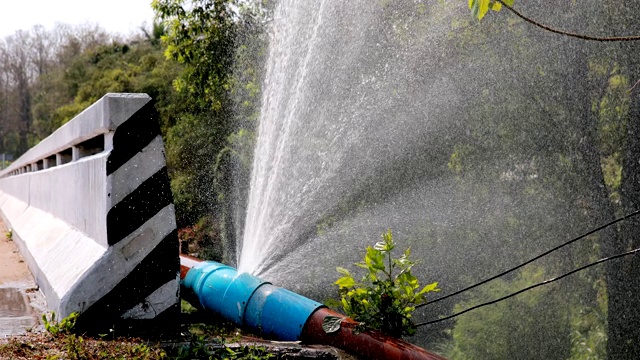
[228,345,276,360]
[335,230,440,337]
[43,312,79,336]
[175,334,274,360]
[64,334,88,360]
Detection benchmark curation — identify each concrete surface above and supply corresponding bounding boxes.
[0,220,46,337]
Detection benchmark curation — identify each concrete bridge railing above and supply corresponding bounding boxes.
[0,93,179,334]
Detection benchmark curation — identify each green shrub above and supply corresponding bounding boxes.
[335,230,440,337]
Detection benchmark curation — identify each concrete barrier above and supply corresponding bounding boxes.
[0,93,179,334]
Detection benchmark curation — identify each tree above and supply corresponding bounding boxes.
[604,2,640,358]
[466,1,640,358]
[152,0,268,263]
[1,31,34,154]
[153,0,237,238]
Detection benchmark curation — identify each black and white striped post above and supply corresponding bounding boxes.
[0,94,179,335]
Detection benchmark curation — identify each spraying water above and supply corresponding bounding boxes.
[239,0,464,277]
[235,0,635,355]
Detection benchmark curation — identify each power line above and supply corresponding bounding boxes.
[496,0,640,42]
[416,209,640,308]
[416,245,640,327]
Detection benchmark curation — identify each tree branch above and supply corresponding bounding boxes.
[629,78,640,93]
[496,0,640,42]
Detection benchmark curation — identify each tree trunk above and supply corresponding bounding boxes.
[606,1,640,357]
[15,68,31,155]
[610,49,640,360]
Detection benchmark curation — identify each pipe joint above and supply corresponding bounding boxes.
[183,260,323,340]
[184,261,269,324]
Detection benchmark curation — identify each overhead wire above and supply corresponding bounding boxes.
[496,0,640,42]
[416,209,640,309]
[416,245,640,326]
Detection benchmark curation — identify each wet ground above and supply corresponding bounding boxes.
[0,288,40,336]
[0,220,45,337]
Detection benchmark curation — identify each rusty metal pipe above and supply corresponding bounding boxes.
[179,255,446,360]
[301,307,446,360]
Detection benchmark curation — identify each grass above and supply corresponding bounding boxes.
[0,332,167,359]
[0,303,277,360]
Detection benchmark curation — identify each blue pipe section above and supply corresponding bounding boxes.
[182,260,324,340]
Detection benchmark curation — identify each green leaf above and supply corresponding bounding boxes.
[374,241,387,251]
[470,0,480,18]
[364,247,374,267]
[353,288,368,296]
[366,247,385,271]
[382,229,395,251]
[469,0,491,20]
[322,315,343,334]
[336,266,352,277]
[335,276,357,289]
[472,0,515,19]
[418,282,440,295]
[341,298,350,311]
[478,0,490,20]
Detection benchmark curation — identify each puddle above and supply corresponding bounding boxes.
[0,287,39,337]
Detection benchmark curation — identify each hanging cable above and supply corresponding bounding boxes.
[415,245,640,327]
[496,0,640,42]
[416,209,640,309]
[416,248,640,326]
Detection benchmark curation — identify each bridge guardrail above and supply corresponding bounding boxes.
[0,93,179,334]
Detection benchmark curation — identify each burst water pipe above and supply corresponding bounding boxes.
[180,255,447,360]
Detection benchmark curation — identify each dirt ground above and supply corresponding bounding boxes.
[0,221,34,287]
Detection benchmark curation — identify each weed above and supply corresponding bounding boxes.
[174,335,274,360]
[43,312,79,336]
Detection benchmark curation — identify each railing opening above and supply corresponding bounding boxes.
[58,148,72,165]
[75,135,105,160]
